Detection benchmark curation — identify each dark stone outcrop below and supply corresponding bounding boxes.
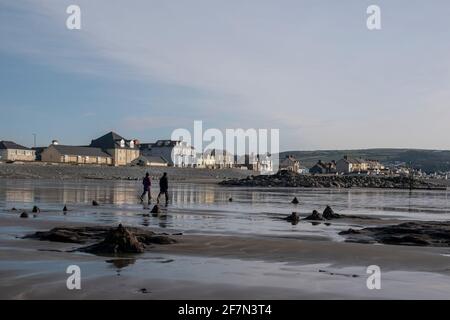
[323,206,340,220]
[24,225,177,254]
[291,197,299,204]
[339,221,450,247]
[25,226,110,243]
[80,224,145,254]
[283,212,300,224]
[20,212,28,218]
[304,210,324,221]
[338,228,361,235]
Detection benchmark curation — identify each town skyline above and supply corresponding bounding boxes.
[3,129,450,153]
[2,1,450,150]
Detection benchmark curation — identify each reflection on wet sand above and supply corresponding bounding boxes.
[0,180,220,206]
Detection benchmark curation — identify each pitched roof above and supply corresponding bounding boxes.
[51,145,111,158]
[154,140,179,147]
[0,141,31,150]
[90,131,134,149]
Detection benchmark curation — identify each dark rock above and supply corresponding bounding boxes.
[339,228,361,235]
[323,205,340,220]
[339,221,450,247]
[304,210,324,221]
[92,200,99,206]
[25,225,176,251]
[291,197,299,204]
[286,212,300,221]
[79,224,145,254]
[20,212,28,218]
[11,207,17,211]
[284,212,300,225]
[32,206,40,213]
[24,227,109,243]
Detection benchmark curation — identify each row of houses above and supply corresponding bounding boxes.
[0,132,274,173]
[278,155,385,175]
[1,132,149,166]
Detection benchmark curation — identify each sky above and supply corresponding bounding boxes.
[1,0,450,151]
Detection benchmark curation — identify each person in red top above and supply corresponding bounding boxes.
[140,172,152,204]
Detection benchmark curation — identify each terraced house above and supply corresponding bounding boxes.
[336,156,369,174]
[41,143,112,165]
[0,141,35,162]
[90,132,140,166]
[140,140,195,167]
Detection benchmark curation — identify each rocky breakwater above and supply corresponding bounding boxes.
[220,170,446,190]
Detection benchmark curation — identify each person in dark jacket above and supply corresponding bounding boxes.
[157,172,169,205]
[140,172,152,204]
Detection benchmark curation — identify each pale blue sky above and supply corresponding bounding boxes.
[1,0,450,150]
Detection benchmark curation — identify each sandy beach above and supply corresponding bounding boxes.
[0,162,250,183]
[1,175,450,299]
[1,215,450,299]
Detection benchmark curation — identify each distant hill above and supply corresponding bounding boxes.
[279,149,450,173]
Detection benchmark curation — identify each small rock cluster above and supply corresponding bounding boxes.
[283,205,341,224]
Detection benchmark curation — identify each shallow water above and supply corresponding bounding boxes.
[0,179,449,238]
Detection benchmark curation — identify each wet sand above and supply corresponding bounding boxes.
[1,214,450,299]
[1,178,450,299]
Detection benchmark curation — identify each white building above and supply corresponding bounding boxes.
[206,149,234,169]
[140,140,196,167]
[0,141,35,162]
[235,153,273,174]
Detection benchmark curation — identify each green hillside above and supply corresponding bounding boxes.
[279,149,450,173]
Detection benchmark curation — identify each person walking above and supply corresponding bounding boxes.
[157,172,169,205]
[140,172,152,204]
